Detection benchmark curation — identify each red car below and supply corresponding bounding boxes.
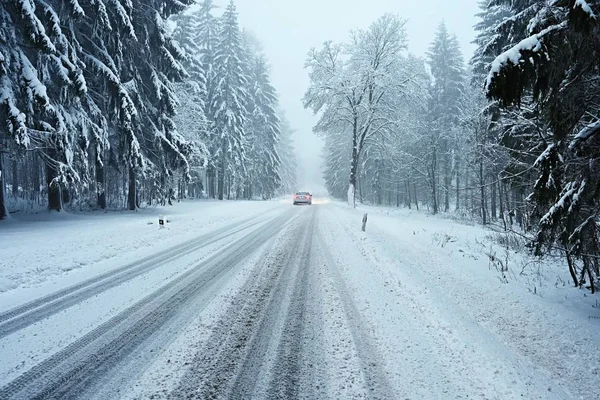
[293,192,312,205]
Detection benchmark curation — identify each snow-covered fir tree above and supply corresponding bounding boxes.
[426,21,467,213]
[486,0,600,291]
[276,111,298,196]
[243,40,282,199]
[212,0,249,200]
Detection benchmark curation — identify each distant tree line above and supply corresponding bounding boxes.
[305,1,600,292]
[0,0,297,217]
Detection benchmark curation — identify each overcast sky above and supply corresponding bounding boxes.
[213,0,481,191]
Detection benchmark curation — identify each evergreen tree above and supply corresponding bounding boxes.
[213,0,248,200]
[193,0,221,198]
[244,50,281,199]
[486,0,600,291]
[1,1,89,212]
[426,21,467,213]
[276,112,298,196]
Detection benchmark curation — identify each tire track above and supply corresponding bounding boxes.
[317,228,397,400]
[0,210,279,339]
[264,214,314,400]
[169,207,317,400]
[0,209,298,400]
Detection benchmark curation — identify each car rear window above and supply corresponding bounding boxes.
[296,192,310,195]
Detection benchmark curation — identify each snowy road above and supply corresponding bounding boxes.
[0,201,597,399]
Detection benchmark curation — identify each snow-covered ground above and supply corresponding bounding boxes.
[318,202,600,399]
[0,200,280,297]
[0,199,598,399]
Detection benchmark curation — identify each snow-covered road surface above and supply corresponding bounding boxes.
[1,201,598,399]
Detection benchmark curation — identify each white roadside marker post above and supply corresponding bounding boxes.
[362,213,368,232]
[159,215,165,228]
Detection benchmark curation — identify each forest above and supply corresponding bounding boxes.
[2,1,599,292]
[305,0,600,292]
[0,0,297,215]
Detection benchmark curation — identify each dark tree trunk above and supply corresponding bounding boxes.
[128,165,136,211]
[207,165,215,199]
[96,157,106,209]
[414,182,419,211]
[62,187,70,205]
[514,189,523,227]
[498,181,504,215]
[430,148,438,214]
[0,151,7,220]
[218,156,225,201]
[480,160,487,225]
[443,146,450,212]
[455,158,460,211]
[11,158,18,196]
[406,179,412,209]
[47,156,61,212]
[565,251,579,287]
[32,154,40,204]
[491,179,497,219]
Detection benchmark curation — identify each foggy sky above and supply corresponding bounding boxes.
[215,0,481,192]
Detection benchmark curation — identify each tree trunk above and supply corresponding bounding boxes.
[499,181,505,224]
[62,187,70,206]
[207,165,215,199]
[218,155,225,201]
[455,158,460,211]
[128,164,136,211]
[47,158,61,212]
[96,155,106,210]
[443,146,451,212]
[491,179,497,219]
[480,160,486,225]
[515,189,524,228]
[430,148,438,214]
[565,251,579,287]
[11,158,18,197]
[32,154,40,204]
[348,115,359,208]
[465,162,470,214]
[0,151,7,220]
[414,182,419,211]
[406,179,412,209]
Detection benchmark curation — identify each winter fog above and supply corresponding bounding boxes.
[1,1,600,399]
[226,0,480,192]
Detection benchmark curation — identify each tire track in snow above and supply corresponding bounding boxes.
[263,213,314,399]
[317,228,397,400]
[0,210,280,339]
[169,207,317,400]
[0,209,298,400]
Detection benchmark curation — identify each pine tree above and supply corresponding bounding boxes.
[276,112,298,196]
[244,49,281,199]
[213,0,248,200]
[469,2,513,223]
[1,1,89,212]
[427,21,467,213]
[486,0,600,291]
[193,0,221,198]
